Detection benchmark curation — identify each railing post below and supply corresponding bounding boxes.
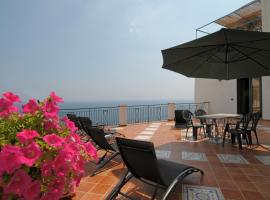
[167,103,176,121]
[119,105,127,126]
[147,105,150,122]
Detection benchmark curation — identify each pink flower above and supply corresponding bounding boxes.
[16,130,40,143]
[84,142,98,160]
[41,192,61,200]
[41,160,53,177]
[3,92,21,103]
[43,133,64,147]
[44,119,60,131]
[49,91,63,103]
[23,99,40,114]
[41,179,65,200]
[20,142,42,167]
[23,180,41,200]
[62,116,78,133]
[4,169,32,196]
[0,145,23,173]
[0,98,18,117]
[43,101,59,119]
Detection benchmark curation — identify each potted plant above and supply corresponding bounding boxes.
[0,92,97,200]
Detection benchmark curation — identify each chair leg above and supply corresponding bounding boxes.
[236,134,242,149]
[97,151,108,164]
[246,131,252,146]
[91,151,120,176]
[185,128,189,138]
[254,130,259,144]
[106,170,133,200]
[161,168,203,200]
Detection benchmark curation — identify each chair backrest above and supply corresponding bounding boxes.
[251,112,261,130]
[174,110,186,124]
[66,113,83,130]
[183,110,193,126]
[239,113,252,130]
[116,137,164,185]
[194,109,207,124]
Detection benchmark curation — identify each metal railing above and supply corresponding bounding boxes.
[59,106,119,126]
[127,104,168,124]
[59,102,209,126]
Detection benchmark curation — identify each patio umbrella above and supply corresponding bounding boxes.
[161,28,270,80]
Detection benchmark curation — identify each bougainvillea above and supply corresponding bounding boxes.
[0,92,97,199]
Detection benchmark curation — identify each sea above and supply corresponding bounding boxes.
[60,99,193,109]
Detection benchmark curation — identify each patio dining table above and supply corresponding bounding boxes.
[195,113,241,143]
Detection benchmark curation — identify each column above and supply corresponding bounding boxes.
[119,105,127,126]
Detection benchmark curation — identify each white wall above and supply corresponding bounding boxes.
[261,0,270,120]
[195,79,237,114]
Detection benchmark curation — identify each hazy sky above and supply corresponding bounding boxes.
[0,0,252,102]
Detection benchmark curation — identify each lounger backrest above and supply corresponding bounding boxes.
[116,137,164,185]
[66,113,83,130]
[77,117,93,129]
[81,125,114,151]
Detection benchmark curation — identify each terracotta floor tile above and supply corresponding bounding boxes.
[73,121,270,199]
[247,175,269,183]
[221,189,245,200]
[84,175,106,183]
[217,180,238,190]
[72,191,85,200]
[241,191,265,200]
[255,183,270,194]
[79,193,104,200]
[231,174,250,183]
[90,183,112,195]
[76,182,96,192]
[235,181,258,192]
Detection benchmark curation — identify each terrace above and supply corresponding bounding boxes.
[71,114,270,200]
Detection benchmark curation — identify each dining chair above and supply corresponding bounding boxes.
[183,110,205,139]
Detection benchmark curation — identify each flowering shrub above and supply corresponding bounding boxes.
[0,92,97,200]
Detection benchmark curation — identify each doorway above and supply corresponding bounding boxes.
[237,78,262,114]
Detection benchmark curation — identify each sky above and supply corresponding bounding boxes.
[0,0,252,102]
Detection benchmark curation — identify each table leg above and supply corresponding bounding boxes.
[222,123,229,147]
[192,127,198,141]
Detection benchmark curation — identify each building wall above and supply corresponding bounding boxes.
[261,0,270,120]
[195,79,237,114]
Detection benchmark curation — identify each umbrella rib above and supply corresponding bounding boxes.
[233,44,270,52]
[229,49,262,63]
[188,45,225,77]
[163,46,220,67]
[230,45,270,71]
[232,37,270,46]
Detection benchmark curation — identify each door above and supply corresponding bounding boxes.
[237,78,262,114]
[237,78,250,114]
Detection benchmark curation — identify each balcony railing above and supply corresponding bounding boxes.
[59,102,209,126]
[127,104,168,124]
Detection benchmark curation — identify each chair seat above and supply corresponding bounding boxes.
[192,124,204,128]
[229,128,244,134]
[158,159,191,186]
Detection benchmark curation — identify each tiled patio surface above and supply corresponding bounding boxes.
[74,120,270,200]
